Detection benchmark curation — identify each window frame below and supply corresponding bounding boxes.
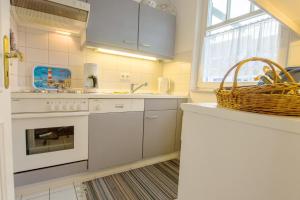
[191,0,271,92]
[208,0,263,28]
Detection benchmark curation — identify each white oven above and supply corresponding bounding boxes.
[11,98,89,173]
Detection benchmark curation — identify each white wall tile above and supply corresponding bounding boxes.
[69,53,84,67]
[17,26,26,32]
[18,76,26,87]
[26,29,48,49]
[10,59,18,75]
[70,67,83,79]
[69,36,82,53]
[25,76,33,88]
[49,51,69,66]
[26,48,48,63]
[17,61,26,77]
[25,63,36,78]
[49,32,70,52]
[71,79,84,88]
[15,26,163,91]
[17,31,26,47]
[102,69,120,81]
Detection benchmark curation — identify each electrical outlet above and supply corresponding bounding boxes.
[120,72,131,81]
[125,73,130,80]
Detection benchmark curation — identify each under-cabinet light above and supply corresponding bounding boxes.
[55,31,71,36]
[97,48,158,61]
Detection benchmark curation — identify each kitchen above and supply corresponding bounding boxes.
[1,0,300,199]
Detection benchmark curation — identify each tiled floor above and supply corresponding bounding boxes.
[16,184,87,200]
[16,159,179,200]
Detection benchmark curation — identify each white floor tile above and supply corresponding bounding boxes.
[50,186,77,200]
[17,184,89,200]
[22,191,49,200]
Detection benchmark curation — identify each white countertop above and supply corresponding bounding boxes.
[181,103,300,135]
[11,92,188,99]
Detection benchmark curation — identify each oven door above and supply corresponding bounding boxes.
[12,112,88,173]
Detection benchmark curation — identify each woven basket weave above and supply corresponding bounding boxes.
[216,57,300,116]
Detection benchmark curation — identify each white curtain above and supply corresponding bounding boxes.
[202,17,281,82]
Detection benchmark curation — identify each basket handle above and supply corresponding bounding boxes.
[219,57,296,90]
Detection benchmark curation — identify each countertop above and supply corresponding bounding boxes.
[11,92,189,99]
[181,103,300,135]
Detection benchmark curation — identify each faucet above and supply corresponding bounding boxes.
[130,82,148,93]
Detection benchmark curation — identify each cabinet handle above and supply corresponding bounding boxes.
[115,104,124,109]
[146,115,159,120]
[123,40,136,45]
[140,43,152,48]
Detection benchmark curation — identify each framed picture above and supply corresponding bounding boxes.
[33,66,71,90]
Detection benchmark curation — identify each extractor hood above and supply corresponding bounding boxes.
[10,0,90,35]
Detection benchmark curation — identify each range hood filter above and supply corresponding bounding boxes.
[11,0,90,35]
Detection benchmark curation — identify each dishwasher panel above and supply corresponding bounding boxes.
[88,112,143,171]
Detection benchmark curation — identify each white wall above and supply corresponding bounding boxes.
[288,40,300,66]
[163,0,216,102]
[173,0,197,61]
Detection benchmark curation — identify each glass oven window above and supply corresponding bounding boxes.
[26,126,74,155]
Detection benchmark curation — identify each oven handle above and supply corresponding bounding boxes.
[12,112,89,119]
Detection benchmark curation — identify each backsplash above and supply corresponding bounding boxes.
[162,61,191,95]
[11,26,163,92]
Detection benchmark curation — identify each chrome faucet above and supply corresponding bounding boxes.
[130,82,148,93]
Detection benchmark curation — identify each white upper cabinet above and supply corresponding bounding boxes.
[252,0,300,34]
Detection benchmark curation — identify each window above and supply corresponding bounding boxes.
[195,0,289,87]
[208,0,228,26]
[208,0,259,26]
[229,0,251,19]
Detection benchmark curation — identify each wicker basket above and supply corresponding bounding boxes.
[216,57,300,116]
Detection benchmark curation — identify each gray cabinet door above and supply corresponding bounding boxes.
[139,4,176,59]
[175,98,188,151]
[143,110,177,158]
[86,0,139,50]
[89,112,143,171]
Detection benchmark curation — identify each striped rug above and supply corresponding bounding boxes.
[83,160,179,200]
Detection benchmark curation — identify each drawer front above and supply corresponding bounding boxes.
[14,161,87,187]
[89,99,144,113]
[145,99,178,111]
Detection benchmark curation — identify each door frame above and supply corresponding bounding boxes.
[0,0,16,199]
